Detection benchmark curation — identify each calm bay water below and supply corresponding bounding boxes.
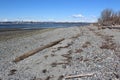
[0,22,90,29]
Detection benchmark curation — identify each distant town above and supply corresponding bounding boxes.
[0,21,91,24]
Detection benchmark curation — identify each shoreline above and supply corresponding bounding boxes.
[0,28,55,41]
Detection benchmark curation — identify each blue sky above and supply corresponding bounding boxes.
[0,0,120,22]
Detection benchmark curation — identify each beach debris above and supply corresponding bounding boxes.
[82,41,91,48]
[45,75,54,80]
[75,49,83,53]
[42,69,47,73]
[113,72,119,79]
[13,38,64,62]
[44,55,49,59]
[8,69,17,76]
[58,75,64,80]
[101,26,120,29]
[51,54,56,57]
[57,42,73,50]
[45,76,51,80]
[64,73,95,79]
[51,62,57,67]
[61,53,72,64]
[51,62,69,67]
[32,77,43,80]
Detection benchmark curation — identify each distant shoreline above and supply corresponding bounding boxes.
[0,22,90,29]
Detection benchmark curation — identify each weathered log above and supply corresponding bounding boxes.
[64,73,95,79]
[13,38,64,62]
[102,26,120,29]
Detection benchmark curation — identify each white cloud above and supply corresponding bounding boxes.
[0,18,8,22]
[72,14,84,18]
[71,14,98,22]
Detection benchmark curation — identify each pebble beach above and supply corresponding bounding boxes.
[0,26,120,80]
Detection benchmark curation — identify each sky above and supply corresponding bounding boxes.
[0,0,120,22]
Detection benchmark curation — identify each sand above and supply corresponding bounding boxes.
[0,26,120,80]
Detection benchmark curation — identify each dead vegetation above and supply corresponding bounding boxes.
[100,35,117,50]
[61,53,72,63]
[75,49,83,53]
[98,9,120,26]
[92,29,120,58]
[51,52,72,67]
[100,42,116,50]
[76,56,83,61]
[89,27,117,51]
[57,43,73,51]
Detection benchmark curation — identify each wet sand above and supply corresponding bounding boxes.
[0,28,55,41]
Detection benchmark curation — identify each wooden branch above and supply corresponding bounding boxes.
[13,38,64,62]
[64,73,95,79]
[102,26,120,29]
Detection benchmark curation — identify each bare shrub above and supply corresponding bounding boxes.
[98,9,120,26]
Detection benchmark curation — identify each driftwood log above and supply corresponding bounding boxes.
[64,73,95,79]
[102,26,120,29]
[13,38,64,62]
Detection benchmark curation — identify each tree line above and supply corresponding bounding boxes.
[98,9,120,26]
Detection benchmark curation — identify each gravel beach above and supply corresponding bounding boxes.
[0,26,120,80]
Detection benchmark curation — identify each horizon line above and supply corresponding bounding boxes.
[0,21,94,23]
